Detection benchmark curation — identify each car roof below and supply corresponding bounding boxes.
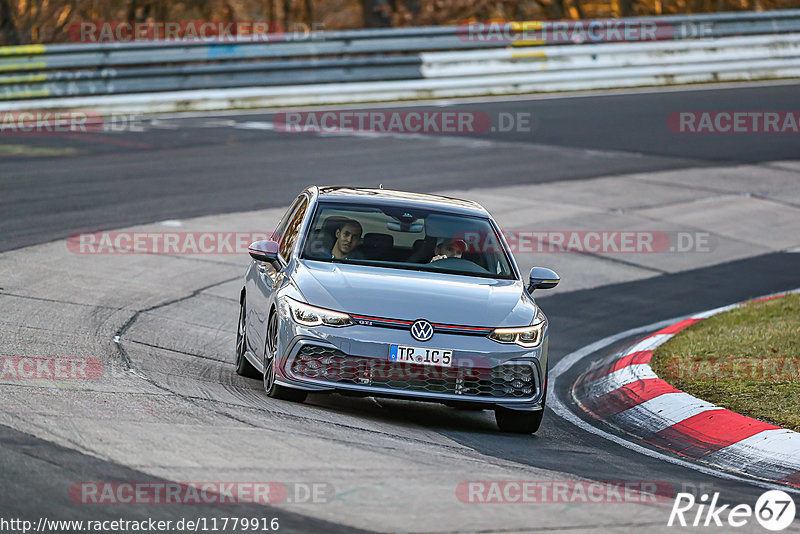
[311,186,489,217]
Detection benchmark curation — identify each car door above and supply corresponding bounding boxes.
[246,194,309,359]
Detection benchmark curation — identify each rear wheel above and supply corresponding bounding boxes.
[235,297,261,379]
[263,312,307,403]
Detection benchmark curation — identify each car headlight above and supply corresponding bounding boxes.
[488,310,546,348]
[284,297,352,327]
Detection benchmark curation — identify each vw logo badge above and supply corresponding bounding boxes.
[410,319,434,342]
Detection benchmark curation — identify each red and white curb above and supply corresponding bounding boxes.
[571,290,800,489]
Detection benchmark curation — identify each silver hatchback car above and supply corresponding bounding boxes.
[235,187,559,433]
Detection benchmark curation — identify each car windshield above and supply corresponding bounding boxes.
[300,201,516,280]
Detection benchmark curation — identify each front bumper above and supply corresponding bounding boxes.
[274,320,548,411]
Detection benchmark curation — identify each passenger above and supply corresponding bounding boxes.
[331,219,364,259]
[430,238,467,262]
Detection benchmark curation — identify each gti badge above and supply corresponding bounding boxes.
[410,319,434,342]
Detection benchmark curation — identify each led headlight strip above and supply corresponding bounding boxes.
[488,310,546,348]
[285,297,353,327]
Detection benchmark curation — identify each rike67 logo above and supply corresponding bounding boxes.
[668,490,796,531]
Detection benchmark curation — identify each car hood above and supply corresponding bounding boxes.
[293,260,535,327]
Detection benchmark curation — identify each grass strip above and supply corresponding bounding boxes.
[650,293,800,432]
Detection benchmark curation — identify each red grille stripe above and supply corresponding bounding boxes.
[350,314,413,325]
[349,314,493,332]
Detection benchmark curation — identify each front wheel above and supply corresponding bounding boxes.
[495,376,547,434]
[263,313,307,403]
[494,407,544,434]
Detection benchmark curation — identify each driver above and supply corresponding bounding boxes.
[430,237,466,262]
[331,219,364,259]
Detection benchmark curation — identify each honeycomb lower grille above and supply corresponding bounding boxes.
[291,345,536,399]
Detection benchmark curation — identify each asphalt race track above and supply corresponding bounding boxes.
[3,81,800,253]
[1,82,800,533]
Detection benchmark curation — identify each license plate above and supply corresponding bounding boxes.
[389,344,453,367]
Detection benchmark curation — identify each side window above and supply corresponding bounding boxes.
[279,196,309,260]
[273,196,303,242]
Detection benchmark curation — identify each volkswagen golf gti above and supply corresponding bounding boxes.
[235,186,559,433]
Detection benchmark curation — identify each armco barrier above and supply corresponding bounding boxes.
[421,33,800,77]
[0,10,799,112]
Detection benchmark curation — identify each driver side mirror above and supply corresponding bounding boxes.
[248,240,281,269]
[528,267,560,293]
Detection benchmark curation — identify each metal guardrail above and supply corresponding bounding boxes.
[0,10,799,104]
[422,33,800,75]
[1,56,425,99]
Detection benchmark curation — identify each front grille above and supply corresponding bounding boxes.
[290,345,536,400]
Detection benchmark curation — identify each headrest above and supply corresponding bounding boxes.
[363,233,393,249]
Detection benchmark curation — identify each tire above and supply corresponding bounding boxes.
[494,370,548,434]
[235,296,261,379]
[494,407,544,434]
[263,312,308,403]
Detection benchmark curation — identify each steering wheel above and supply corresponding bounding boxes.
[428,257,490,274]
